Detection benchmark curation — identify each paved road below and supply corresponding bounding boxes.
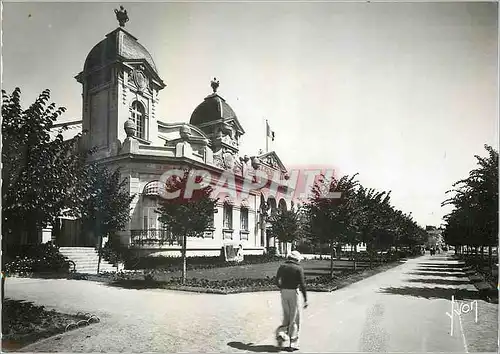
[4,253,497,352]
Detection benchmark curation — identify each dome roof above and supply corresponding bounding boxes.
[83,28,158,75]
[190,93,238,126]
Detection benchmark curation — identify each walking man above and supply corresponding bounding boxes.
[275,250,308,350]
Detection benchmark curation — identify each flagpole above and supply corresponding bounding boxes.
[265,119,269,153]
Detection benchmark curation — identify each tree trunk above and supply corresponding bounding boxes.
[1,273,5,303]
[353,244,357,271]
[488,246,493,268]
[97,234,103,274]
[181,234,188,284]
[336,243,342,260]
[330,243,335,278]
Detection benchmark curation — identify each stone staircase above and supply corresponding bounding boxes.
[59,247,117,274]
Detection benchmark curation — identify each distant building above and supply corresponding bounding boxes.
[426,225,444,248]
[342,243,367,252]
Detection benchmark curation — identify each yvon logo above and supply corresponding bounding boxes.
[445,295,478,336]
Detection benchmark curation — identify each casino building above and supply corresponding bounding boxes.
[53,10,298,260]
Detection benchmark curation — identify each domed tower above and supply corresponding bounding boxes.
[75,6,166,157]
[190,78,245,160]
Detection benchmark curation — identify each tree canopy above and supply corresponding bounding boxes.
[267,208,302,245]
[156,169,218,282]
[303,170,426,267]
[78,164,135,240]
[2,88,134,248]
[442,145,498,252]
[2,88,90,242]
[156,170,218,239]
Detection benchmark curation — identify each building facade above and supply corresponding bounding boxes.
[425,226,444,249]
[54,19,296,257]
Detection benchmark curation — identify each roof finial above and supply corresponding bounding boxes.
[114,5,129,27]
[211,77,219,93]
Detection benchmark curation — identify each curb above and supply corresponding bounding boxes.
[9,321,104,352]
[164,284,339,294]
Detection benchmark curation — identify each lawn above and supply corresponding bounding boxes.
[107,257,398,294]
[461,298,499,352]
[148,259,372,282]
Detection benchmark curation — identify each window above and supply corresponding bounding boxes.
[240,207,249,240]
[223,203,233,229]
[143,207,158,230]
[130,101,146,140]
[240,208,249,231]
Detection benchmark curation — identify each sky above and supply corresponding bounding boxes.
[2,1,498,227]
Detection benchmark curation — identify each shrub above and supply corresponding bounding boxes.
[295,242,330,255]
[99,236,134,266]
[99,243,119,266]
[295,242,313,254]
[4,243,70,275]
[161,269,356,290]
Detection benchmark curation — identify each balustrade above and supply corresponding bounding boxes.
[130,229,181,247]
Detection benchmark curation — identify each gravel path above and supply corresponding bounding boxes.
[4,253,497,352]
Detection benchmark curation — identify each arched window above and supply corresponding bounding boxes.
[130,101,146,140]
[268,198,277,215]
[278,199,287,212]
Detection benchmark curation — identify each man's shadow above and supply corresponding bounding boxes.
[227,341,298,352]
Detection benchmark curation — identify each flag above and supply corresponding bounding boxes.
[266,121,275,141]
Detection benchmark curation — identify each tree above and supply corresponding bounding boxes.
[304,170,427,272]
[442,145,498,266]
[267,208,302,255]
[156,169,218,283]
[305,173,360,277]
[2,88,91,244]
[77,164,135,272]
[356,187,391,267]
